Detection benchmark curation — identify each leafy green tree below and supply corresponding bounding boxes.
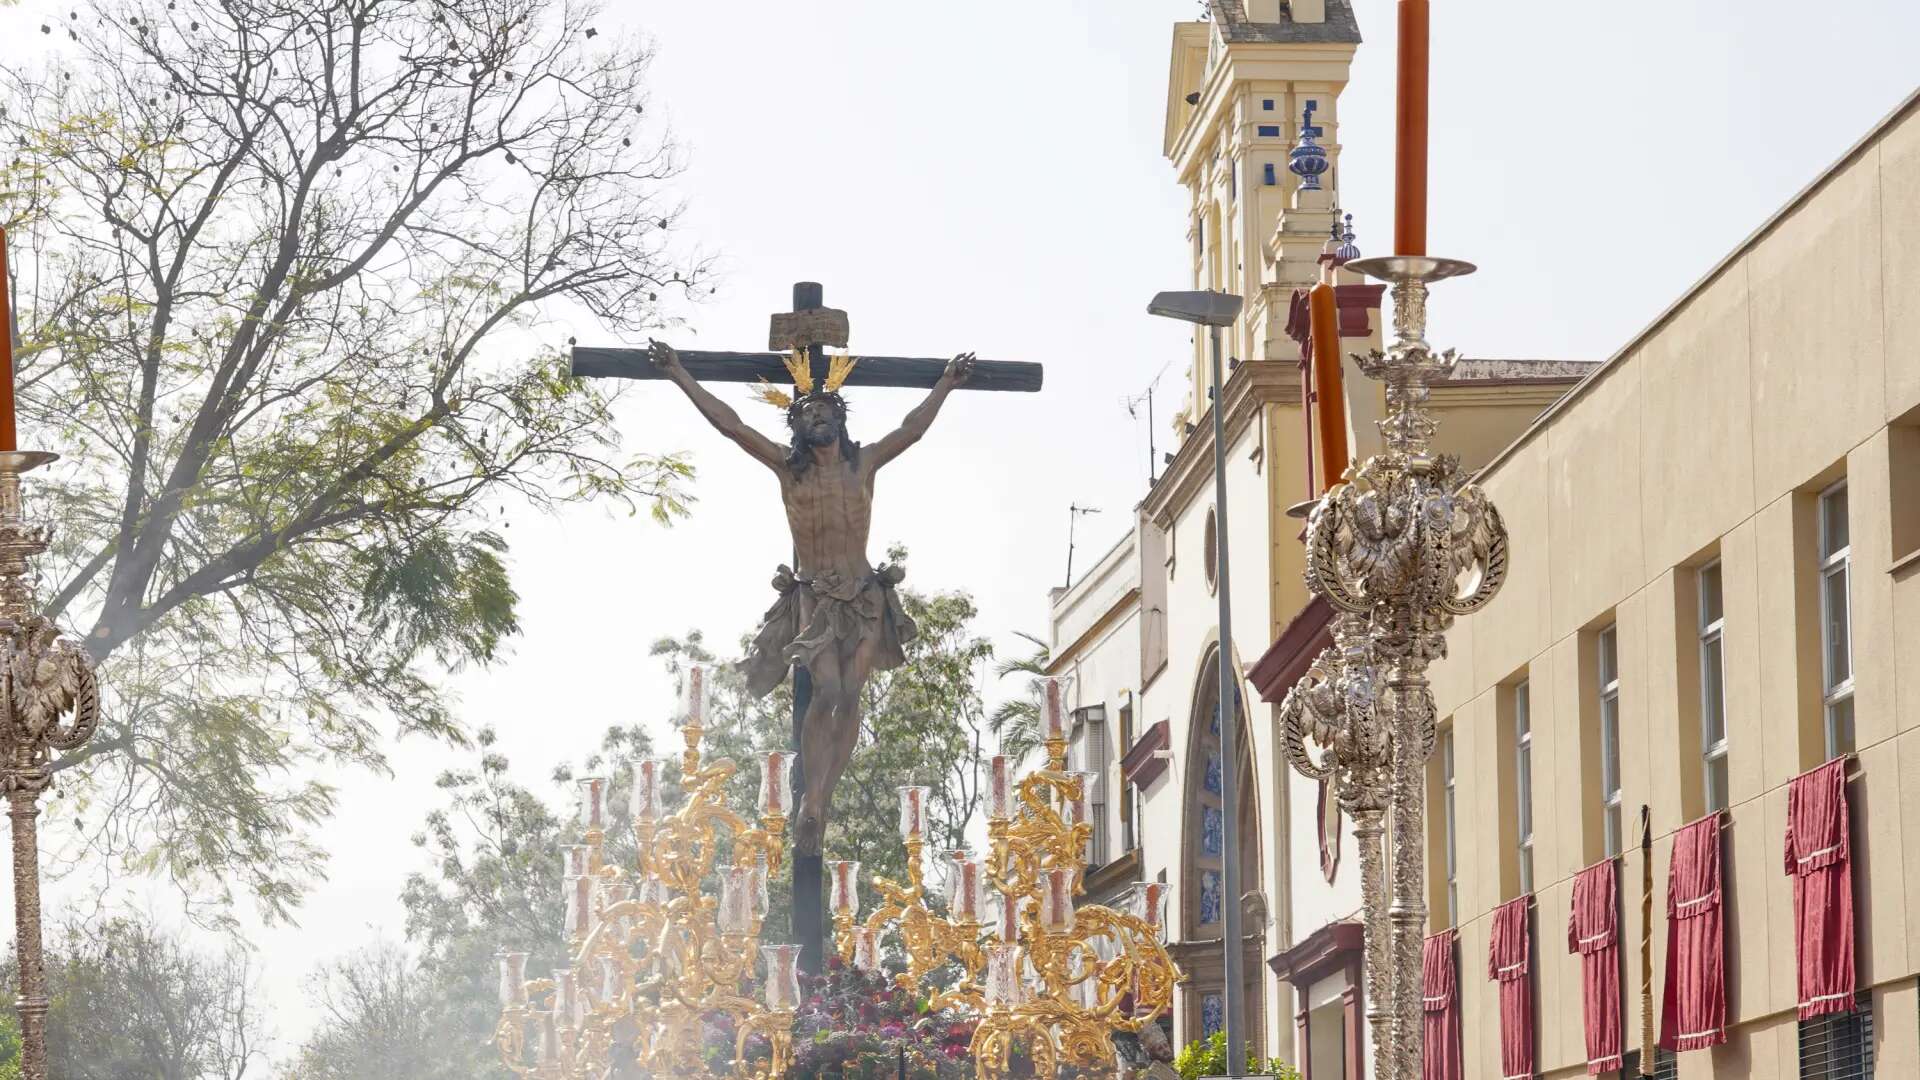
[284,944,463,1080]
[0,0,707,922]
[0,916,266,1080]
[1172,1031,1301,1080]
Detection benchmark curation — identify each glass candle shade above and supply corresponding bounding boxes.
[563,845,591,878]
[945,852,988,922]
[762,944,803,1011]
[758,751,795,818]
[578,776,609,832]
[987,755,1015,820]
[1063,771,1096,826]
[993,890,1021,943]
[535,1008,561,1065]
[850,926,883,974]
[637,875,672,908]
[716,865,758,935]
[750,860,771,918]
[1129,881,1171,942]
[1040,675,1073,742]
[1038,867,1076,934]
[597,954,621,1007]
[563,875,595,938]
[677,664,707,727]
[553,969,578,1031]
[630,758,665,822]
[1069,948,1099,1009]
[597,882,631,939]
[897,785,930,840]
[984,944,1026,1008]
[828,860,861,917]
[497,951,529,1008]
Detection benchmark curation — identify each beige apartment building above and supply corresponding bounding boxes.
[1421,89,1920,1079]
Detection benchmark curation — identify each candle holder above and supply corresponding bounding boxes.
[834,734,1183,1079]
[1282,254,1508,1080]
[495,665,796,1079]
[0,450,102,1080]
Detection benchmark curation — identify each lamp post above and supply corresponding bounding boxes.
[1147,290,1247,1075]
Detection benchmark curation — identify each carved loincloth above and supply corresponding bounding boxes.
[740,567,917,698]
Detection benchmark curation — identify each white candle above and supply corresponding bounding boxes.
[553,969,577,1030]
[535,1009,560,1064]
[597,954,621,1005]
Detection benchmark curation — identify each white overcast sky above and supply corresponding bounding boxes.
[7,0,1920,1058]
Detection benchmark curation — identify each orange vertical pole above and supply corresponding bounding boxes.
[0,227,15,451]
[1394,0,1430,257]
[1308,281,1348,490]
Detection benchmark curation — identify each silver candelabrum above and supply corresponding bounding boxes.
[0,450,103,1080]
[1280,256,1508,1080]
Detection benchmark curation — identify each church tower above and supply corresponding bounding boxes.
[1163,0,1364,431]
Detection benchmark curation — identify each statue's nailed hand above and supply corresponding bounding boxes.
[647,338,683,375]
[941,352,977,388]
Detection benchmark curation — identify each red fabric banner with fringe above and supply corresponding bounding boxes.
[1568,859,1623,1074]
[1488,896,1534,1079]
[1785,758,1855,1020]
[1422,929,1462,1080]
[1660,815,1727,1052]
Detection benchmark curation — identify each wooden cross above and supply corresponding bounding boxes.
[571,281,1044,394]
[571,281,1041,971]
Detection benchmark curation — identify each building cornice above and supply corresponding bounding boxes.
[1143,360,1303,528]
[1045,587,1142,676]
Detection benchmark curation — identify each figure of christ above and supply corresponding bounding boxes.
[644,340,976,858]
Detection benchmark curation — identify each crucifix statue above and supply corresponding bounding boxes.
[573,282,1042,969]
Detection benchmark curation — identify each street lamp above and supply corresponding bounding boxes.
[1147,289,1249,1075]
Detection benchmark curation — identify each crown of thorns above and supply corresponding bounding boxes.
[751,349,857,410]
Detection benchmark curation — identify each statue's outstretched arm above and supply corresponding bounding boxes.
[647,340,784,470]
[868,353,975,469]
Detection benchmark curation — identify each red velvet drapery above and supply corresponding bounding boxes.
[1488,896,1534,1079]
[1659,815,1727,1053]
[1421,929,1462,1080]
[1785,758,1855,1020]
[1568,859,1623,1075]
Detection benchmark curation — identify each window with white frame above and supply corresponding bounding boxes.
[1699,562,1730,813]
[1442,730,1459,926]
[1071,708,1111,866]
[1515,680,1535,895]
[1599,626,1624,858]
[1819,482,1855,759]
